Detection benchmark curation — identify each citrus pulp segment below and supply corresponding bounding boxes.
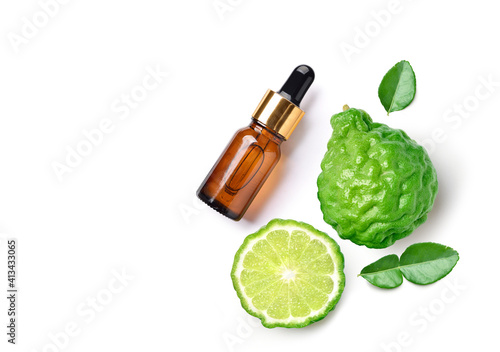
[231,219,345,328]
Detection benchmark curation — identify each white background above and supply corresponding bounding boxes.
[1,0,499,351]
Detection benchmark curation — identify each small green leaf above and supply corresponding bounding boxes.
[359,242,459,289]
[399,242,459,285]
[378,60,416,115]
[359,254,403,289]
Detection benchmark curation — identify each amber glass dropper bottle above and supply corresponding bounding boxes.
[197,65,315,221]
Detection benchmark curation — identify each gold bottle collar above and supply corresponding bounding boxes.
[251,89,305,140]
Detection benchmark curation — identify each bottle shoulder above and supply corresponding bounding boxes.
[233,121,284,146]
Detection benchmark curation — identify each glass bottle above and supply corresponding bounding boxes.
[197,65,315,221]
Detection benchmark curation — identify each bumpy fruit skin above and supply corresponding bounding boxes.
[317,108,438,248]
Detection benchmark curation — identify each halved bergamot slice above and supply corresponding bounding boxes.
[231,219,345,328]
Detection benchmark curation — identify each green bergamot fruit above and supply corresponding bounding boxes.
[317,107,438,249]
[231,219,345,328]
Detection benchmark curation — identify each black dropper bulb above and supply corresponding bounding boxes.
[277,65,315,106]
